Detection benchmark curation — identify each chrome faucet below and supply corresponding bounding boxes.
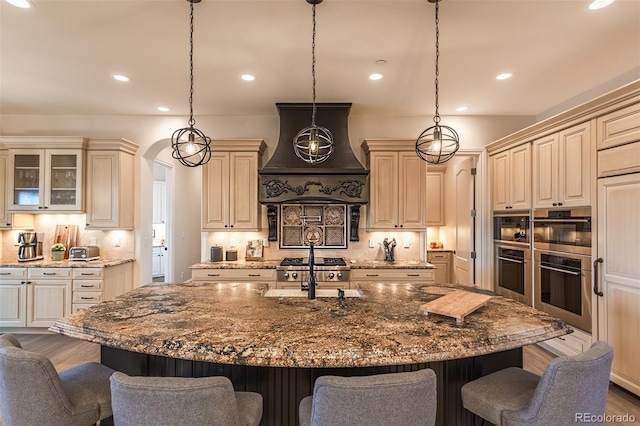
[307,242,316,299]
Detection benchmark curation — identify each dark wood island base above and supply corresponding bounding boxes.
[102,345,522,426]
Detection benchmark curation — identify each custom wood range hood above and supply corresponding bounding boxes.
[259,103,369,243]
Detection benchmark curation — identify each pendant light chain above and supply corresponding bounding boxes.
[433,0,440,124]
[311,2,317,127]
[188,0,195,128]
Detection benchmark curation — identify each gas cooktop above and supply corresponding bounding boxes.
[279,257,347,267]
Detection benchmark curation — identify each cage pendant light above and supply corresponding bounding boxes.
[171,0,212,168]
[293,0,334,165]
[415,0,460,164]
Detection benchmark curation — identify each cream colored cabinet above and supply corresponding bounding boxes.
[191,268,276,284]
[533,122,592,208]
[85,139,138,230]
[7,149,84,212]
[597,171,640,396]
[72,268,104,312]
[27,267,72,328]
[152,181,166,224]
[350,269,435,285]
[364,140,427,230]
[426,168,445,226]
[491,143,531,211]
[202,140,266,231]
[0,268,28,327]
[596,102,640,150]
[0,152,9,228]
[427,251,452,284]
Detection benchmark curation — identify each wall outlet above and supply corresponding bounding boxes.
[89,237,97,246]
[263,239,270,247]
[403,239,410,248]
[369,239,375,248]
[114,238,121,247]
[181,271,185,279]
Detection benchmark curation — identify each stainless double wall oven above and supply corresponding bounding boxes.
[532,208,592,332]
[494,213,532,306]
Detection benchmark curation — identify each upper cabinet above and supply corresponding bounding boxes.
[491,143,531,211]
[85,139,138,230]
[426,166,446,226]
[202,140,266,231]
[363,140,426,230]
[533,122,592,209]
[1,137,88,213]
[6,146,85,213]
[0,151,9,228]
[152,181,167,224]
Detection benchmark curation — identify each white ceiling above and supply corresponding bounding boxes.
[1,0,639,118]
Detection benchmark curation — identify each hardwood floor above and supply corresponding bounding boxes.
[1,334,639,425]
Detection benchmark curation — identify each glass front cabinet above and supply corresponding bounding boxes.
[8,149,84,212]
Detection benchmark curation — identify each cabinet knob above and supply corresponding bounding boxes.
[230,225,234,228]
[394,225,398,228]
[557,202,563,206]
[400,225,403,228]
[552,203,558,206]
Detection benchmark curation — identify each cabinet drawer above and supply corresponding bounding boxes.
[597,103,640,150]
[73,280,104,290]
[73,291,103,303]
[598,141,640,178]
[538,328,592,357]
[276,282,349,290]
[351,269,435,281]
[192,269,276,281]
[72,268,104,279]
[72,303,99,313]
[0,268,27,279]
[28,268,72,279]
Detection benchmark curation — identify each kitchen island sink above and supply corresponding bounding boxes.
[262,288,362,298]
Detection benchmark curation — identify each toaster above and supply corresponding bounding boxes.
[68,246,100,261]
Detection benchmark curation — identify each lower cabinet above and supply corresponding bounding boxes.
[191,268,276,286]
[152,246,166,278]
[0,267,72,328]
[427,252,452,284]
[350,269,436,286]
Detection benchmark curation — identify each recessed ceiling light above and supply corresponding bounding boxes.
[157,106,170,112]
[113,74,130,82]
[589,0,615,10]
[496,73,513,80]
[456,106,468,112]
[369,73,383,81]
[241,74,255,81]
[6,0,32,9]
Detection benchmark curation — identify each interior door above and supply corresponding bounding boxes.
[454,156,475,284]
[597,173,640,395]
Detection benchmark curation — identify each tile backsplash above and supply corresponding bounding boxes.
[1,214,134,261]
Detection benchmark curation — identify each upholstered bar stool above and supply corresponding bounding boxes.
[110,372,263,426]
[461,341,613,426]
[299,368,437,426]
[0,333,115,426]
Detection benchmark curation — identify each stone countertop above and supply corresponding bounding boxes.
[427,249,456,253]
[191,260,280,269]
[50,282,570,368]
[0,258,135,268]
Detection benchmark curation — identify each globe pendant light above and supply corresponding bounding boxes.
[171,0,212,168]
[293,0,334,165]
[415,0,460,164]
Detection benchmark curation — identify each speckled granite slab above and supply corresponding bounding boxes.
[190,260,280,269]
[0,258,134,268]
[348,260,436,269]
[50,282,570,368]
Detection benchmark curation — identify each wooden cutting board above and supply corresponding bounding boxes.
[53,225,78,259]
[420,290,492,325]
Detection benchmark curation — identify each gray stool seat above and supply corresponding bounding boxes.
[0,333,115,426]
[299,368,437,426]
[110,371,263,426]
[461,341,613,426]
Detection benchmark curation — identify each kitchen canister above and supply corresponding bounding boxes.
[210,246,223,262]
[225,249,238,261]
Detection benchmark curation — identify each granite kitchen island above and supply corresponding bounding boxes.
[50,282,570,425]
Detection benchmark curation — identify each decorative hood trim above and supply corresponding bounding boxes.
[259,103,368,204]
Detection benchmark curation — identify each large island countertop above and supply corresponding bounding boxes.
[50,281,569,368]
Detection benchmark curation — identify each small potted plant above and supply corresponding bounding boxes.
[51,243,66,261]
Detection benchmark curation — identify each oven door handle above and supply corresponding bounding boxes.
[593,258,604,297]
[532,218,590,223]
[539,264,580,276]
[497,256,523,264]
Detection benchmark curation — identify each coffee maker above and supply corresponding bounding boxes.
[18,232,44,262]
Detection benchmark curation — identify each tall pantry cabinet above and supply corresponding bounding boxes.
[595,102,640,396]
